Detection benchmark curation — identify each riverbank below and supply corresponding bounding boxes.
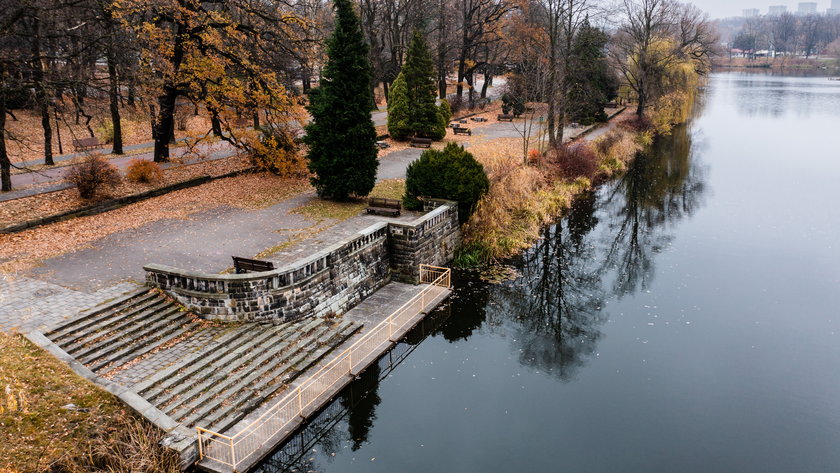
[457,109,644,265]
[713,56,838,70]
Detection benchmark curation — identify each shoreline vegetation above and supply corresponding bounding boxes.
[712,56,839,70]
[456,91,698,267]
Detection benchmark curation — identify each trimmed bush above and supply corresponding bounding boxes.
[126,159,164,183]
[404,143,489,222]
[66,154,121,199]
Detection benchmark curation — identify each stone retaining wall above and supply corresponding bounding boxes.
[389,200,461,283]
[144,202,459,323]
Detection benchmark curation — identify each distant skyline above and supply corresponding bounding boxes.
[689,0,830,18]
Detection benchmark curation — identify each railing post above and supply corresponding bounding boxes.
[197,430,204,460]
[230,437,236,470]
[297,387,303,416]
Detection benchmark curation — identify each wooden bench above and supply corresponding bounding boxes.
[376,141,390,149]
[453,126,472,136]
[72,137,103,152]
[366,197,401,217]
[410,137,432,148]
[606,101,618,108]
[232,256,275,274]
[497,114,514,122]
[470,117,488,122]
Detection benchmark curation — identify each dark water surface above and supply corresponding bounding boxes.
[256,72,840,473]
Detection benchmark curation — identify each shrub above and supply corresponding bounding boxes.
[96,119,115,144]
[528,148,541,165]
[126,159,164,184]
[66,154,121,199]
[437,98,452,134]
[251,129,307,177]
[501,93,525,117]
[548,142,599,179]
[404,142,489,222]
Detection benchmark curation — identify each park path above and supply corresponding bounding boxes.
[1,109,624,333]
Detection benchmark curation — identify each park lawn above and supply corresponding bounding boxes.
[292,178,406,221]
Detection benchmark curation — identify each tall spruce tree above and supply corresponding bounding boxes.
[387,30,446,141]
[304,0,378,199]
[403,30,445,140]
[386,72,411,140]
[565,19,618,125]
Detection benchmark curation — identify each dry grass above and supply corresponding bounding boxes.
[458,112,643,265]
[291,179,405,221]
[0,333,178,473]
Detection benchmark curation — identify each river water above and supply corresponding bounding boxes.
[255,71,840,473]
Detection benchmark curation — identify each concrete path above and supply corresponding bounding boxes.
[2,140,237,202]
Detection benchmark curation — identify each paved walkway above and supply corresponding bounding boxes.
[0,275,139,332]
[1,140,237,202]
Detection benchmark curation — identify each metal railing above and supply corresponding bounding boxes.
[197,264,451,470]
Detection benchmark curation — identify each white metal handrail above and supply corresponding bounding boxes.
[197,264,451,469]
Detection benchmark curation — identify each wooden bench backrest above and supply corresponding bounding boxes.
[232,256,275,273]
[73,138,101,147]
[369,197,401,209]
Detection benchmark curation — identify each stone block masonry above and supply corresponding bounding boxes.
[144,201,459,323]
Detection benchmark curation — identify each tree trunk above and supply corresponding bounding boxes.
[382,81,389,103]
[0,89,11,192]
[107,42,124,154]
[54,107,63,155]
[252,112,260,129]
[210,112,222,137]
[153,88,177,162]
[480,70,491,99]
[31,15,53,165]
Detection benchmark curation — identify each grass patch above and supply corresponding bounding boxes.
[292,179,405,221]
[0,333,179,473]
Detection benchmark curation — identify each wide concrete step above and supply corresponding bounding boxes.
[202,319,360,433]
[149,324,300,407]
[74,305,183,363]
[171,324,334,424]
[46,290,157,343]
[61,297,171,355]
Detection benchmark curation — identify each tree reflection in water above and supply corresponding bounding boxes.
[487,123,707,380]
[255,124,709,472]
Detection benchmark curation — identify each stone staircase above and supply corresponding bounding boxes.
[43,288,361,433]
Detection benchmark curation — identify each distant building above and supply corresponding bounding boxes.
[797,2,817,13]
[768,4,787,14]
[828,0,840,14]
[743,8,760,16]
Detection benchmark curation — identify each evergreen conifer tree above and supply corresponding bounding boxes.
[566,19,618,125]
[304,0,378,199]
[403,30,445,139]
[387,72,411,140]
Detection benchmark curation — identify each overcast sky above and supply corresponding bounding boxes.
[689,0,831,19]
